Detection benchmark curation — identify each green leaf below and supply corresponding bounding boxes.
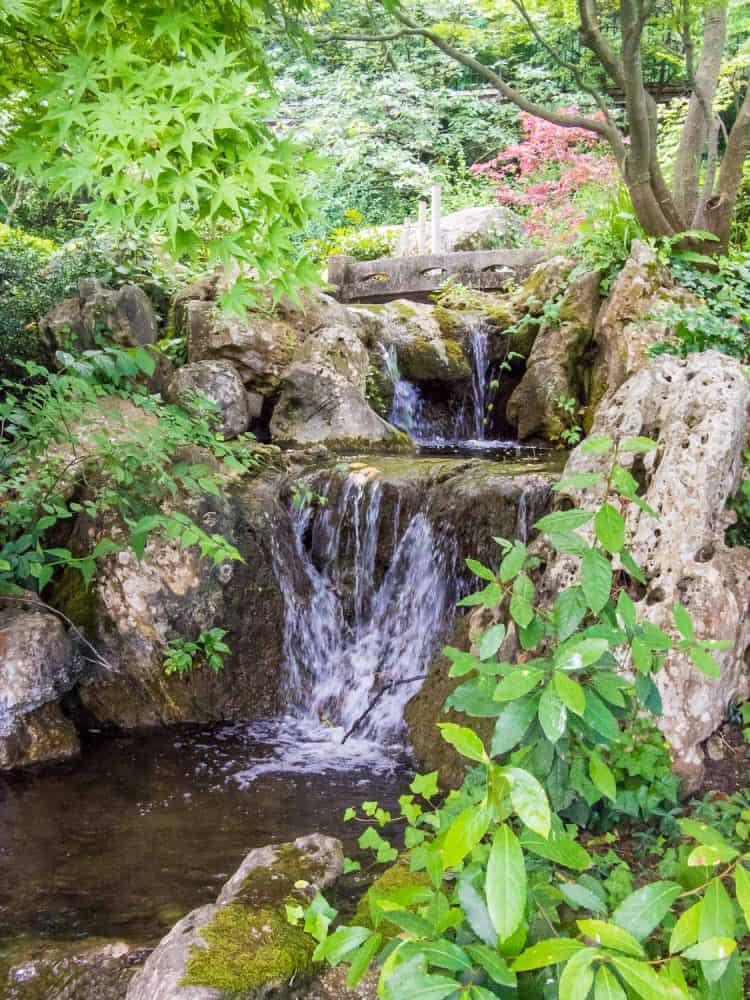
[411,772,439,799]
[479,623,506,661]
[673,603,694,640]
[466,558,496,582]
[386,968,461,1000]
[700,877,735,942]
[620,548,646,584]
[581,547,613,614]
[588,752,617,802]
[687,844,738,867]
[620,436,658,453]
[441,805,491,869]
[538,683,567,743]
[465,944,516,987]
[437,724,487,763]
[613,882,682,940]
[555,636,609,672]
[580,435,613,454]
[577,919,645,957]
[559,882,608,915]
[314,926,372,963]
[733,865,750,932]
[555,586,588,642]
[554,671,586,715]
[683,938,736,961]
[670,901,701,954]
[688,646,721,679]
[499,543,526,582]
[583,688,622,741]
[509,573,535,628]
[553,472,603,493]
[595,503,626,554]
[558,946,597,1000]
[520,828,592,871]
[512,938,585,971]
[493,667,544,702]
[346,933,383,988]
[486,824,526,942]
[535,509,593,534]
[405,940,472,972]
[490,695,538,756]
[609,956,674,999]
[458,879,496,947]
[594,966,627,1000]
[502,766,551,837]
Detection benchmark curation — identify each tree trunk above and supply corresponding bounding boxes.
[694,87,750,250]
[673,3,728,223]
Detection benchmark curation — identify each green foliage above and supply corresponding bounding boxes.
[0,343,261,597]
[163,627,231,676]
[306,209,397,263]
[554,395,584,447]
[0,0,320,309]
[298,431,745,999]
[574,186,646,291]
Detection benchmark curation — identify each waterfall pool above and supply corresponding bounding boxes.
[0,720,409,958]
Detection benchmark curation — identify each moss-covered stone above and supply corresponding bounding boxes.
[183,844,326,994]
[352,856,431,936]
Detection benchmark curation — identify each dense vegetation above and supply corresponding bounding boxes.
[1,1,750,998]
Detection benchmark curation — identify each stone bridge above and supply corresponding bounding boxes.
[327,249,548,303]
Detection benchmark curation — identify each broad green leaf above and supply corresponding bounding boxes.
[493,667,544,702]
[620,436,658,453]
[580,435,613,454]
[610,956,674,999]
[437,724,487,763]
[700,876,735,980]
[445,648,482,678]
[538,683,567,743]
[402,939,472,971]
[554,671,586,715]
[588,752,616,802]
[458,880,495,947]
[613,882,682,941]
[520,828,592,871]
[553,472,603,493]
[502,766,551,837]
[595,503,625,554]
[555,636,609,672]
[479,623,506,661]
[509,573,535,628]
[491,696,538,756]
[466,558,496,582]
[559,882,608,914]
[512,937,584,971]
[535,509,593,534]
[688,646,721,679]
[673,603,694,640]
[386,968,461,1000]
[683,938,736,961]
[687,844,738,867]
[558,946,597,1000]
[595,966,626,1000]
[486,824,526,942]
[441,805,491,869]
[670,901,701,954]
[581,547,612,614]
[583,688,621,741]
[346,933,383,989]
[499,543,526,582]
[555,586,588,641]
[577,919,645,957]
[466,944,516,987]
[733,864,750,932]
[314,926,372,963]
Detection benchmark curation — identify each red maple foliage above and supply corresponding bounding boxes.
[472,109,619,240]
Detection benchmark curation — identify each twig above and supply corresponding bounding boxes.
[341,674,427,742]
[0,593,113,672]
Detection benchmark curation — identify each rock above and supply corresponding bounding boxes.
[381,206,524,254]
[0,606,79,770]
[40,280,159,353]
[542,351,750,788]
[63,473,293,729]
[359,300,471,383]
[1,939,147,1000]
[167,361,250,438]
[588,241,692,411]
[507,270,601,440]
[126,834,344,1000]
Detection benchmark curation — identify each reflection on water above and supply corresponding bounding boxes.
[0,720,409,947]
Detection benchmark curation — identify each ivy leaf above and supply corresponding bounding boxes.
[486,824,526,942]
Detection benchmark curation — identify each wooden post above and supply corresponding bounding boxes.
[417,200,427,253]
[398,218,411,257]
[431,185,442,254]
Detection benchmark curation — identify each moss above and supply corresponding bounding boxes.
[353,856,431,934]
[399,335,470,381]
[433,304,466,339]
[183,845,323,994]
[51,567,97,632]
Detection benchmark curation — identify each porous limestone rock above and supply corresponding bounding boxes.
[126,835,344,1000]
[0,605,79,770]
[507,269,601,440]
[588,241,692,410]
[2,939,147,999]
[40,280,159,353]
[167,360,250,438]
[542,350,750,787]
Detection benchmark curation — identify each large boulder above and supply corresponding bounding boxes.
[588,241,692,411]
[1,939,147,1000]
[41,280,159,353]
[59,471,293,729]
[542,351,750,787]
[166,361,249,439]
[380,205,524,254]
[126,835,344,1000]
[507,270,601,440]
[0,605,80,770]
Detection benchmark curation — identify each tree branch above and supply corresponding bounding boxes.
[578,0,626,89]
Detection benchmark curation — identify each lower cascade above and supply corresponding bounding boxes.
[273,470,458,743]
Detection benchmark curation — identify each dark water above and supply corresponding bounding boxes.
[0,719,409,949]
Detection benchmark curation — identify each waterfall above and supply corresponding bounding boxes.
[382,345,427,440]
[273,471,457,743]
[465,319,490,441]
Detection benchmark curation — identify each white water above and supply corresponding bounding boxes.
[276,472,456,741]
[464,319,490,441]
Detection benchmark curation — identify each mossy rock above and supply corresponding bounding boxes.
[352,856,431,937]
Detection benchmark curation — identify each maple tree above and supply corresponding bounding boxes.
[0,0,320,308]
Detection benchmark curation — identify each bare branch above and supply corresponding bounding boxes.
[578,0,625,89]
[0,593,114,672]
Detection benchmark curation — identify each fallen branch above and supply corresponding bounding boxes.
[0,593,114,672]
[341,674,427,743]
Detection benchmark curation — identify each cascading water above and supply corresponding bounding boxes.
[274,471,457,744]
[463,318,490,441]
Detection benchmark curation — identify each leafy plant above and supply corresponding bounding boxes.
[307,210,397,263]
[163,627,231,676]
[554,395,584,448]
[575,185,646,290]
[298,432,743,998]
